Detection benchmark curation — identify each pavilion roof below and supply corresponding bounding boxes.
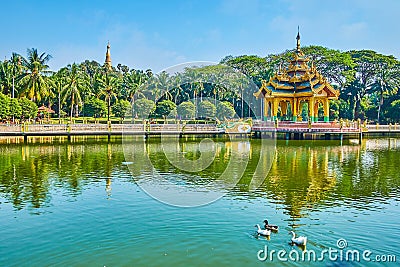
[254,30,339,100]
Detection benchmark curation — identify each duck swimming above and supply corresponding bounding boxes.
[290,231,307,246]
[263,220,279,231]
[255,224,271,236]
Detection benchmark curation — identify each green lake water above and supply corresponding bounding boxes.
[0,137,399,266]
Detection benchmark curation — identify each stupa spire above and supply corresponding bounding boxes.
[296,26,301,52]
[105,41,112,69]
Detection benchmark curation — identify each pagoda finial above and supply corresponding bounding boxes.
[105,41,112,69]
[296,26,301,52]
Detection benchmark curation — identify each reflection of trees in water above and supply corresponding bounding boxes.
[125,139,243,186]
[1,139,399,214]
[334,139,400,201]
[242,139,400,220]
[0,143,125,210]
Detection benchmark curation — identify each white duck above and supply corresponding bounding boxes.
[255,224,271,236]
[290,231,307,245]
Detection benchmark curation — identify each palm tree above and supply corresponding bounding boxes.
[171,74,187,104]
[10,53,23,98]
[62,64,87,121]
[371,62,400,122]
[97,72,120,123]
[123,70,146,121]
[0,60,12,95]
[17,48,53,102]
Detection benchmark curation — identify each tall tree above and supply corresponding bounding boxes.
[371,59,400,122]
[62,64,88,120]
[97,71,121,122]
[17,48,53,102]
[10,53,23,98]
[0,60,12,96]
[348,50,382,119]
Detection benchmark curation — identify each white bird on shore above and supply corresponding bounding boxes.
[290,231,307,245]
[255,224,271,236]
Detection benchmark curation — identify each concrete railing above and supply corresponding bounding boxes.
[252,121,360,133]
[0,123,221,134]
[366,124,400,132]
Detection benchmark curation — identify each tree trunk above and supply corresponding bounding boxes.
[377,92,384,123]
[75,104,79,117]
[131,97,135,123]
[58,91,61,123]
[241,89,244,118]
[353,94,361,120]
[70,92,74,122]
[108,97,111,123]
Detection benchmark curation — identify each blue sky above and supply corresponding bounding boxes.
[1,0,399,72]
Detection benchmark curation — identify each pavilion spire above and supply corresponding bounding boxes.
[105,41,112,69]
[296,26,301,52]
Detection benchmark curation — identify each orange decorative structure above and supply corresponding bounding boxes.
[254,29,339,122]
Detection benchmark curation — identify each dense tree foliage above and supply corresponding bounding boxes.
[0,45,399,123]
[177,101,195,119]
[154,100,176,118]
[83,97,107,118]
[216,101,236,120]
[134,98,156,119]
[0,93,37,121]
[112,100,131,119]
[198,100,216,119]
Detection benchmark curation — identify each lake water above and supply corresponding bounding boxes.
[0,137,399,266]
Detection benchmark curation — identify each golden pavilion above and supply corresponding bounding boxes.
[254,30,339,122]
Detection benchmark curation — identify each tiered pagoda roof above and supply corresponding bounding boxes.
[255,30,339,99]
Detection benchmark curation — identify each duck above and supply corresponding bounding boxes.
[290,231,307,246]
[263,219,279,231]
[255,224,271,236]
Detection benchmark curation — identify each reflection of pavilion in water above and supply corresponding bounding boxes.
[125,140,381,219]
[255,143,363,221]
[2,139,399,211]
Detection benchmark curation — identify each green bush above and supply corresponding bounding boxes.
[83,98,107,118]
[19,98,38,120]
[134,98,156,119]
[9,98,22,119]
[154,100,176,118]
[177,101,195,119]
[198,100,216,119]
[112,100,131,119]
[216,101,236,120]
[0,93,10,120]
